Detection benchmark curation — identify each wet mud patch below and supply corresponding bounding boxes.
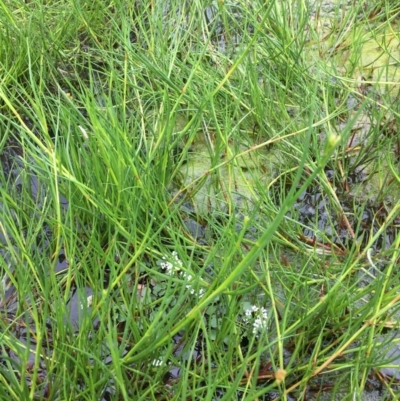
[265,159,399,257]
[290,181,399,253]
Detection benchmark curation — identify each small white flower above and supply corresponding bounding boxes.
[160,261,174,274]
[244,305,268,335]
[160,252,184,275]
[152,359,163,367]
[159,253,206,298]
[172,251,183,267]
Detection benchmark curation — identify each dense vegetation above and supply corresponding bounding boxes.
[0,1,399,400]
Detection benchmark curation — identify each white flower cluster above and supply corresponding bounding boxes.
[152,359,163,367]
[244,305,268,335]
[182,273,205,297]
[160,251,183,274]
[160,252,205,298]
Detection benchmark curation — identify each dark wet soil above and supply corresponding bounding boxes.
[273,166,399,255]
